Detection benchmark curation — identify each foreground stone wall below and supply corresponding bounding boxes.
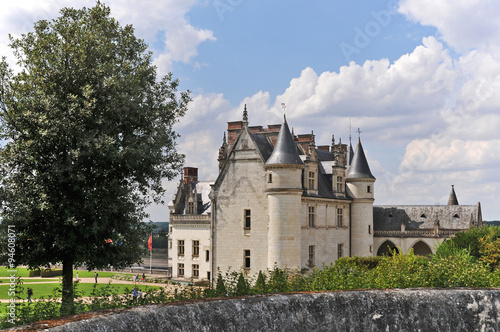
[19,289,500,331]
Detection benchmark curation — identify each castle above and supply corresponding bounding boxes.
[168,108,483,282]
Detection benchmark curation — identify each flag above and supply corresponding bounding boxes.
[147,234,152,251]
[105,239,113,244]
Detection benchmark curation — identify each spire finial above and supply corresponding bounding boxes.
[243,104,248,122]
[357,128,362,140]
[281,103,286,117]
[223,132,226,144]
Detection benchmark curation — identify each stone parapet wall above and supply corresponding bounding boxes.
[27,289,500,332]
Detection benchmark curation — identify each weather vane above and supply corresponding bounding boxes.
[281,103,286,116]
[357,127,362,139]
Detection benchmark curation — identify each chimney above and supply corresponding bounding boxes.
[184,167,198,184]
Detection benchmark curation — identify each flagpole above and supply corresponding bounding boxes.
[149,235,152,274]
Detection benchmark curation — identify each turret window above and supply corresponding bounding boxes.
[308,206,315,227]
[367,185,371,193]
[244,209,251,229]
[244,249,251,269]
[268,173,272,183]
[308,245,315,267]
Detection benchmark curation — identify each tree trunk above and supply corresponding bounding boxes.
[61,256,74,315]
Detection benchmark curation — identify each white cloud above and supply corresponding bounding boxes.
[398,0,500,52]
[0,0,214,74]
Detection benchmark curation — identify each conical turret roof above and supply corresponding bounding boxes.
[265,116,303,166]
[448,185,459,205]
[346,138,375,179]
[348,140,355,166]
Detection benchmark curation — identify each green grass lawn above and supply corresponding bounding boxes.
[0,267,133,279]
[0,282,161,300]
[0,279,59,283]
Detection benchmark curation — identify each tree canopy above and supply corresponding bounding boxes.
[0,2,189,309]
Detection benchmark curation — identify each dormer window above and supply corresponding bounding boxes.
[308,171,315,190]
[187,201,195,214]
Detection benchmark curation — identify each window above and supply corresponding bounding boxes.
[178,263,184,276]
[178,240,184,256]
[369,245,372,253]
[192,264,199,278]
[192,240,199,257]
[206,250,210,262]
[367,185,371,193]
[308,206,315,227]
[244,250,251,269]
[308,245,315,267]
[336,208,343,228]
[336,176,343,192]
[337,244,343,259]
[169,240,172,249]
[187,201,195,214]
[244,209,251,229]
[368,225,371,234]
[268,173,272,183]
[308,172,315,189]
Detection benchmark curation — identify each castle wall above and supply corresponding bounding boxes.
[300,201,351,268]
[170,222,210,281]
[213,151,270,276]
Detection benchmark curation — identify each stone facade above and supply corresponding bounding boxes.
[168,109,483,282]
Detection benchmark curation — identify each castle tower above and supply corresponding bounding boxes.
[346,136,375,257]
[264,115,304,269]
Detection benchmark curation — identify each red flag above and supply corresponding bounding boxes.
[105,239,113,244]
[147,234,152,251]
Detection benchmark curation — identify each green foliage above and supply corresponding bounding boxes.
[372,250,428,289]
[267,266,290,293]
[424,248,496,287]
[253,270,267,294]
[0,2,189,308]
[437,226,500,259]
[235,272,251,296]
[214,272,227,297]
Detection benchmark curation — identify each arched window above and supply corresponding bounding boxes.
[412,241,432,256]
[377,240,399,256]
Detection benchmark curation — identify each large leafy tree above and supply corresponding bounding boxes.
[0,2,188,311]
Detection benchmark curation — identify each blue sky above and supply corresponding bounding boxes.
[1,1,499,220]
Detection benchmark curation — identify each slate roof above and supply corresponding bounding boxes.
[346,138,375,179]
[265,116,304,166]
[172,181,214,216]
[250,132,274,162]
[373,205,481,231]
